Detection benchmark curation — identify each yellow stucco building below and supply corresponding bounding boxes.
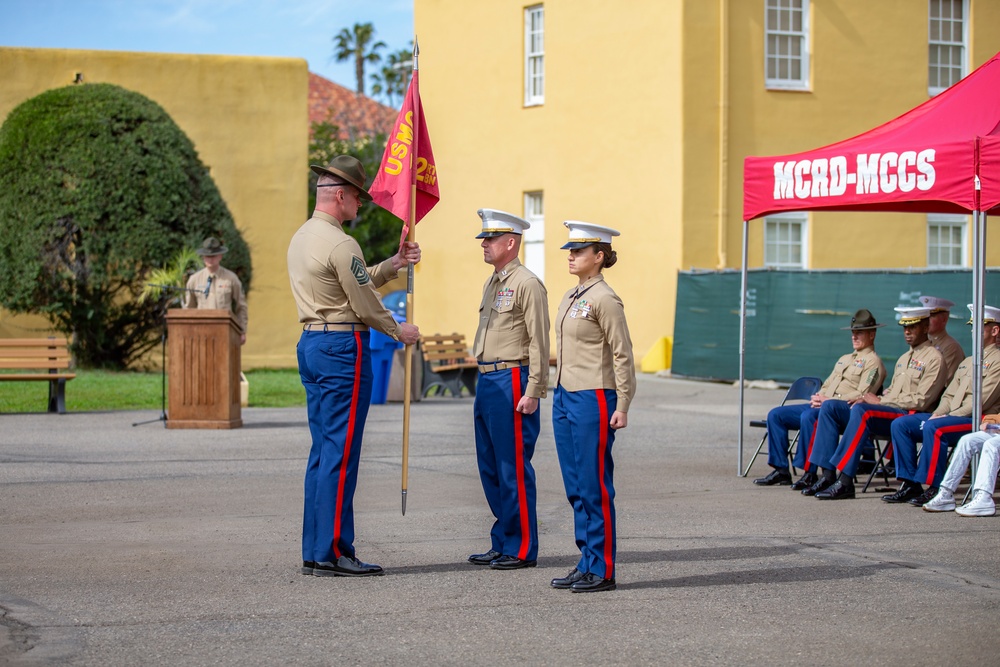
[412,0,1000,368]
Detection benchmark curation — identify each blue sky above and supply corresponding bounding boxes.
[0,0,414,92]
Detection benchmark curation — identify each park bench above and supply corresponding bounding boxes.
[0,338,76,413]
[420,333,478,398]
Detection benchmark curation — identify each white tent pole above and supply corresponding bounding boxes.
[966,208,985,505]
[738,219,749,476]
[973,208,985,429]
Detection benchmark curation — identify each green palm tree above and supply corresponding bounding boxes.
[333,22,386,95]
[369,47,413,108]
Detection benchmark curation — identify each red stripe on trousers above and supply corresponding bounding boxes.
[925,423,971,485]
[595,390,614,579]
[331,331,363,559]
[803,425,817,472]
[511,367,530,560]
[836,409,901,472]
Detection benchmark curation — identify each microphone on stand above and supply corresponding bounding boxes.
[204,275,213,297]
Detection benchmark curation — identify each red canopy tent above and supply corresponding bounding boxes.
[738,51,1000,474]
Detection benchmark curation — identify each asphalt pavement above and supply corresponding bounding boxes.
[2,375,999,666]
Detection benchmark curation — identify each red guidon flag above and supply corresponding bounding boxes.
[368,70,439,243]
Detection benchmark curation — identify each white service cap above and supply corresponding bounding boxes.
[894,306,932,326]
[560,220,621,249]
[476,208,530,238]
[918,295,955,313]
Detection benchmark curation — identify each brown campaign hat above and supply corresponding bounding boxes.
[310,155,373,201]
[840,308,886,330]
[196,236,228,256]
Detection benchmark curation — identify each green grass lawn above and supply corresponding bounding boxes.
[0,368,306,413]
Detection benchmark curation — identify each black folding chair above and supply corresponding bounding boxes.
[861,435,894,492]
[742,376,823,478]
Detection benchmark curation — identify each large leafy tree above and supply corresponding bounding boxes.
[309,120,401,263]
[333,22,386,96]
[0,83,251,369]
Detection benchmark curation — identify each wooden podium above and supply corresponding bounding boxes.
[166,309,242,429]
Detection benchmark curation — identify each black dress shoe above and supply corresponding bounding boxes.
[791,471,818,491]
[802,476,834,496]
[815,479,855,500]
[881,482,923,504]
[301,560,316,576]
[753,469,792,486]
[468,549,502,565]
[570,572,617,593]
[909,486,938,506]
[313,555,385,577]
[551,568,585,589]
[489,555,537,570]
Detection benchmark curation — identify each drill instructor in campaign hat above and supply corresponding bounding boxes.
[287,155,420,578]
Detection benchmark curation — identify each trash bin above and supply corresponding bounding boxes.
[370,326,403,405]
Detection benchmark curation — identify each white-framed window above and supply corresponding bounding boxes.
[928,0,968,96]
[524,5,545,106]
[523,191,545,278]
[765,0,809,90]
[927,214,967,267]
[764,213,807,269]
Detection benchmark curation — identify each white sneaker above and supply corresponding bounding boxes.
[956,491,997,517]
[922,489,956,512]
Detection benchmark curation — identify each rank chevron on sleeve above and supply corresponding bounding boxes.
[351,256,371,285]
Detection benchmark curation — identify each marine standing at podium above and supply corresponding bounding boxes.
[182,236,249,345]
[287,155,420,578]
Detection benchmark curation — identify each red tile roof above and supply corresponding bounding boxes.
[308,72,397,139]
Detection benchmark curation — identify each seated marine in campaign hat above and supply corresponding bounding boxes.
[754,308,886,489]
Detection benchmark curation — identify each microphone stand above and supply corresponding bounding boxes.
[132,284,202,428]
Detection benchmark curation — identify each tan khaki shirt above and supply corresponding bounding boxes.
[933,345,1000,417]
[554,274,637,413]
[473,257,549,398]
[818,346,885,401]
[929,331,965,383]
[182,265,248,334]
[881,339,947,411]
[286,211,400,338]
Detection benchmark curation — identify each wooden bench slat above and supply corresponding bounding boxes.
[0,338,70,347]
[0,359,72,369]
[0,373,76,381]
[0,349,72,359]
[424,350,472,360]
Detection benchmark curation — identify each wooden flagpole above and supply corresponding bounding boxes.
[401,38,420,516]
